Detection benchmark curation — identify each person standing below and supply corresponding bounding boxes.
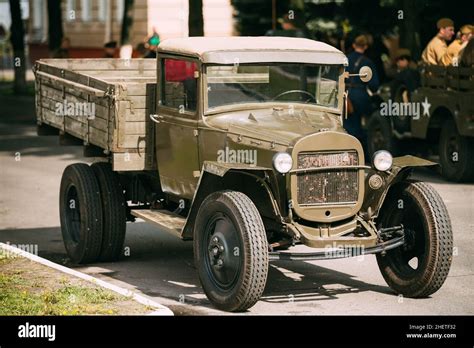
[344,35,380,148]
[421,18,455,65]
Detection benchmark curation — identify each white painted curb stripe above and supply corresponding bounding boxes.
[0,243,173,316]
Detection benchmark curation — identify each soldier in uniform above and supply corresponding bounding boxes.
[391,48,420,101]
[421,18,455,65]
[445,25,473,66]
[344,35,380,149]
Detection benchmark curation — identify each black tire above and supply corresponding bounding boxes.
[59,163,103,264]
[367,111,398,158]
[194,190,269,312]
[376,180,453,297]
[91,162,127,262]
[439,119,474,182]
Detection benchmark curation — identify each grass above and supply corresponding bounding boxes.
[0,256,128,315]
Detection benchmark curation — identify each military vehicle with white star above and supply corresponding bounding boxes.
[367,64,474,182]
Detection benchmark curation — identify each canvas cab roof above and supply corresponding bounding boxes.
[157,37,348,66]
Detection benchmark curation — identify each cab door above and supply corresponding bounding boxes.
[155,56,200,200]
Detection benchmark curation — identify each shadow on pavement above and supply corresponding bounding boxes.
[0,129,84,160]
[0,222,397,314]
[0,94,84,161]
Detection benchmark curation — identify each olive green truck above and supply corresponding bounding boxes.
[34,37,453,312]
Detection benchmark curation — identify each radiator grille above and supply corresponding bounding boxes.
[297,151,359,205]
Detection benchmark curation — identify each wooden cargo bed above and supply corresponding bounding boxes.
[34,58,157,171]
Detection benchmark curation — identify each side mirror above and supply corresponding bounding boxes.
[359,66,373,83]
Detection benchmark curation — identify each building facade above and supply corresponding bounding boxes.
[28,0,234,60]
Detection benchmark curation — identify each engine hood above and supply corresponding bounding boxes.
[205,107,345,146]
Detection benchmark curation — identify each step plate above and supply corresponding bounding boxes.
[131,209,186,238]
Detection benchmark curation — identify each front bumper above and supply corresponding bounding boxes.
[270,225,404,261]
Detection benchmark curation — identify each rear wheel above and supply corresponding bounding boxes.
[439,119,474,182]
[91,162,127,262]
[376,181,453,297]
[194,191,269,312]
[59,163,103,264]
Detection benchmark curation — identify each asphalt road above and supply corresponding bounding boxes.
[1,95,473,315]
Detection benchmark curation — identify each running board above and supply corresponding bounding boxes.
[131,209,186,238]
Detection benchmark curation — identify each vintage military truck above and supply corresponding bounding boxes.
[34,37,453,312]
[367,65,474,182]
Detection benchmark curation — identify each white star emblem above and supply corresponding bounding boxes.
[422,97,431,117]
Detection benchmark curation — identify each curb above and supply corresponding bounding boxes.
[0,242,174,316]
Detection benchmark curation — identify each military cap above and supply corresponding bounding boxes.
[437,18,454,29]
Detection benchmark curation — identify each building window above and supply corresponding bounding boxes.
[116,0,124,21]
[32,0,44,29]
[98,0,107,22]
[81,0,91,22]
[66,0,76,22]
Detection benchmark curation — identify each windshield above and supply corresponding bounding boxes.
[206,63,342,110]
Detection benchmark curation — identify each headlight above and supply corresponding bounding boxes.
[372,150,393,171]
[272,152,293,174]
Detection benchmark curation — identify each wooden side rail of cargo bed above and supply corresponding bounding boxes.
[35,71,107,98]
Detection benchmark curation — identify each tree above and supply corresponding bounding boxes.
[47,0,64,55]
[188,0,204,36]
[231,0,290,36]
[8,0,26,94]
[120,0,135,46]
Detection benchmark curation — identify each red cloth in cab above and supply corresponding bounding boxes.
[165,59,197,82]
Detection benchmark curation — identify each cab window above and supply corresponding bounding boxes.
[161,58,198,112]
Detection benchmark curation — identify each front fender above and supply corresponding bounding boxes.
[361,155,438,218]
[181,161,283,240]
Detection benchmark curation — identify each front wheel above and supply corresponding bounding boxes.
[194,191,269,312]
[376,180,453,297]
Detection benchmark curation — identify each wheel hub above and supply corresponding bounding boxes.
[204,214,242,289]
[208,236,226,268]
